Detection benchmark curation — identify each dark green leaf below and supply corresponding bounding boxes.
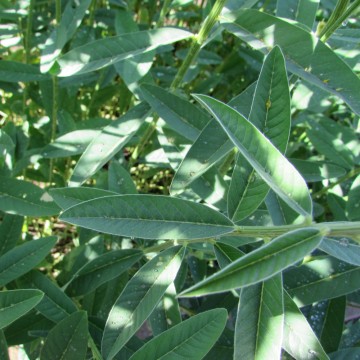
[0,214,24,256]
[0,61,50,82]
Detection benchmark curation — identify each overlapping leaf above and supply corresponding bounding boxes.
[60,195,235,240]
[101,246,185,360]
[55,28,193,76]
[193,94,312,217]
[180,227,325,297]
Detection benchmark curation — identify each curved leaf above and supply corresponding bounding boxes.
[222,9,360,115]
[129,309,227,360]
[180,227,325,297]
[65,249,143,296]
[69,102,150,187]
[0,176,60,216]
[0,236,57,287]
[193,94,312,217]
[101,246,185,360]
[55,27,193,76]
[60,195,235,240]
[0,290,44,329]
[40,311,88,360]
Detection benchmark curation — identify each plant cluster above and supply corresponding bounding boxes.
[0,0,360,359]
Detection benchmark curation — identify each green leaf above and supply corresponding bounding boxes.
[65,249,143,296]
[319,237,360,266]
[193,94,312,217]
[101,246,185,360]
[276,0,320,29]
[180,227,325,297]
[56,27,193,76]
[0,61,50,82]
[0,236,57,287]
[0,176,61,216]
[284,256,360,306]
[329,348,360,360]
[49,187,119,210]
[228,46,290,222]
[17,270,77,323]
[346,174,360,221]
[40,0,92,73]
[291,159,346,182]
[0,214,24,256]
[283,291,329,360]
[69,103,150,187]
[129,308,227,360]
[140,84,209,141]
[0,330,9,360]
[0,289,44,329]
[222,9,360,115]
[42,130,99,158]
[60,195,235,240]
[234,275,283,360]
[40,311,88,360]
[108,162,137,194]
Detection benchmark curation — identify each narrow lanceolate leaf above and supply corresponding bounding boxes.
[283,292,329,360]
[40,311,88,360]
[0,176,60,216]
[60,195,235,240]
[42,130,99,158]
[40,0,92,72]
[276,0,319,29]
[69,103,150,187]
[180,228,325,297]
[129,309,227,360]
[140,84,210,141]
[0,290,44,329]
[17,271,77,323]
[228,46,290,222]
[234,275,283,360]
[49,187,118,210]
[0,214,24,256]
[221,9,360,115]
[0,237,57,287]
[101,246,185,360]
[284,256,360,306]
[193,95,312,217]
[0,61,50,82]
[320,237,360,266]
[346,174,360,221]
[65,249,143,296]
[55,28,193,76]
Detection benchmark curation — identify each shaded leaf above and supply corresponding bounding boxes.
[0,214,24,256]
[108,162,137,194]
[320,237,360,266]
[60,195,235,240]
[129,309,227,360]
[101,246,185,360]
[0,236,57,287]
[346,174,360,221]
[0,61,50,82]
[0,289,44,329]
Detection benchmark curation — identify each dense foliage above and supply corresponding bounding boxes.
[0,0,360,359]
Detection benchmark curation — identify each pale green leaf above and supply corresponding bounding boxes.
[320,237,360,266]
[0,236,57,287]
[180,227,325,297]
[0,290,44,329]
[69,103,150,187]
[235,275,283,360]
[193,94,312,217]
[108,162,137,194]
[129,309,227,360]
[101,246,185,360]
[0,61,50,82]
[222,9,360,115]
[40,311,88,360]
[56,28,193,76]
[0,176,60,216]
[59,195,235,240]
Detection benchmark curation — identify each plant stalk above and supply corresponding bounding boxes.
[156,0,172,27]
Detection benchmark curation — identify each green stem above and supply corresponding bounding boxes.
[218,148,238,176]
[49,75,58,184]
[231,221,360,240]
[312,167,360,198]
[143,240,174,254]
[319,0,360,42]
[156,0,172,27]
[55,0,61,24]
[89,0,97,28]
